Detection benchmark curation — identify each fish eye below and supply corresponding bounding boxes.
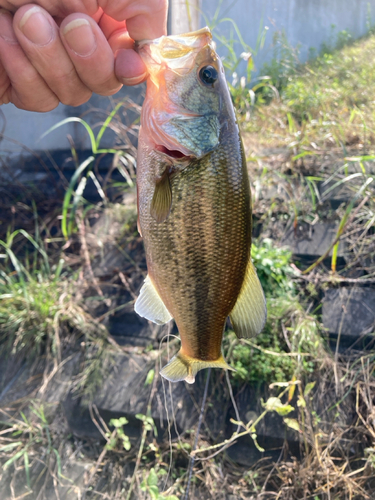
[199,65,218,86]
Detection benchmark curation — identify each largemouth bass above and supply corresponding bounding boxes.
[135,27,266,384]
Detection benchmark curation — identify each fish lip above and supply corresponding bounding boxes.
[154,144,195,162]
[135,27,212,51]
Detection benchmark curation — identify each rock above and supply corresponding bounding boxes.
[44,459,93,500]
[281,222,346,258]
[323,287,375,338]
[64,350,204,441]
[225,438,282,467]
[318,179,353,209]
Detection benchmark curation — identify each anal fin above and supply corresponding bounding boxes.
[229,259,267,339]
[135,275,173,325]
[150,170,172,223]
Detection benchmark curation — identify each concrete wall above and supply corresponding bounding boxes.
[0,85,142,155]
[201,0,375,76]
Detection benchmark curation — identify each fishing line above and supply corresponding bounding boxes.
[159,325,189,493]
[225,370,241,435]
[183,367,211,500]
[195,370,241,462]
[159,331,187,453]
[160,324,175,492]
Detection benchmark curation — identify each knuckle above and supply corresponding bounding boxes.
[99,84,122,97]
[18,94,59,112]
[91,76,122,96]
[61,90,92,107]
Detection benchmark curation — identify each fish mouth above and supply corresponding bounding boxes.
[155,145,192,160]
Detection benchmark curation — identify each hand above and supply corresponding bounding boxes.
[0,1,167,111]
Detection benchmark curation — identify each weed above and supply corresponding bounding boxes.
[106,418,131,451]
[261,30,301,91]
[0,402,66,496]
[42,101,136,239]
[140,468,179,500]
[251,237,295,297]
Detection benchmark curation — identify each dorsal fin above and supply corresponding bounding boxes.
[229,259,267,339]
[135,275,173,325]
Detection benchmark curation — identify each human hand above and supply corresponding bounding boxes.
[0,1,167,111]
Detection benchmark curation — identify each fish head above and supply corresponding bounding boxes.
[137,27,227,159]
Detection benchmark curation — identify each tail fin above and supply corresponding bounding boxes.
[160,350,234,384]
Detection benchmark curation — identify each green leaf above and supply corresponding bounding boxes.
[3,449,26,469]
[53,448,62,477]
[110,417,129,428]
[145,369,155,386]
[297,395,306,408]
[61,156,94,238]
[41,117,97,154]
[0,441,23,452]
[262,397,283,411]
[24,451,31,489]
[284,418,300,432]
[149,485,159,499]
[262,397,294,416]
[304,381,316,397]
[122,436,131,451]
[276,404,294,416]
[147,468,158,487]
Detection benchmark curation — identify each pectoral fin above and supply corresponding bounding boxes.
[160,350,234,384]
[230,259,267,339]
[135,275,173,325]
[150,171,172,223]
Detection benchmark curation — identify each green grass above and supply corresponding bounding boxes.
[237,32,375,152]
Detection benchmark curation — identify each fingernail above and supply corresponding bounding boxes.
[115,49,148,85]
[120,73,148,85]
[63,18,96,57]
[19,6,53,46]
[0,9,17,44]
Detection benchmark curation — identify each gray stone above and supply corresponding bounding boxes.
[44,460,93,500]
[319,179,354,207]
[323,287,375,337]
[63,350,203,441]
[281,222,346,258]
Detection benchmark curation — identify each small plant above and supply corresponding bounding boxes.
[0,229,67,356]
[42,102,135,239]
[140,468,179,500]
[0,402,64,493]
[261,30,301,91]
[106,417,131,451]
[225,238,326,385]
[251,238,295,297]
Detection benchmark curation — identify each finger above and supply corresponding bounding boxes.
[97,12,147,86]
[97,12,132,52]
[60,13,122,96]
[0,51,11,104]
[115,49,147,86]
[0,8,59,111]
[98,0,168,40]
[13,4,92,107]
[0,1,100,18]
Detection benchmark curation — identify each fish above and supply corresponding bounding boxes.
[134,27,266,384]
